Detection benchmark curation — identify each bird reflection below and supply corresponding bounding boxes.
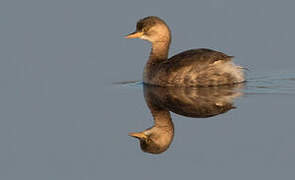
[129,84,244,154]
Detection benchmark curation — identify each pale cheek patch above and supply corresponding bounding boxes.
[140,35,150,41]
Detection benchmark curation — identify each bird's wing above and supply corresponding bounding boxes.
[161,48,232,71]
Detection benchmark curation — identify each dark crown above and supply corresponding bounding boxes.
[136,16,166,32]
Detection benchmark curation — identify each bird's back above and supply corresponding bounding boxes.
[144,48,244,87]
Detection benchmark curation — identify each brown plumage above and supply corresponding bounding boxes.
[129,84,244,154]
[126,16,245,87]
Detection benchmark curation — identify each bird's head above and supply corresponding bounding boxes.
[129,126,173,154]
[125,16,171,43]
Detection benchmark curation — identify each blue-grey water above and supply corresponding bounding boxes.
[1,0,295,179]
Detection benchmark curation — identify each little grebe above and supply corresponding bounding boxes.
[129,84,243,154]
[126,16,245,87]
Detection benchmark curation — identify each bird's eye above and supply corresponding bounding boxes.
[142,27,148,33]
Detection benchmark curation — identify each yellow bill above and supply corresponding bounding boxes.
[125,31,144,39]
[128,132,147,139]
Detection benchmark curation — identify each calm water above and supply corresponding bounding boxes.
[1,0,295,179]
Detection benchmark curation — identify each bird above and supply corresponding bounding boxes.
[125,16,245,87]
[128,84,244,154]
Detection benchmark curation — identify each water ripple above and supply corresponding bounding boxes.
[114,71,295,95]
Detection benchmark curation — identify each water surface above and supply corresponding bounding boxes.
[1,0,295,180]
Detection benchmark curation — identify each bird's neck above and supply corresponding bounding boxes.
[143,38,171,84]
[151,109,174,128]
[148,41,170,64]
